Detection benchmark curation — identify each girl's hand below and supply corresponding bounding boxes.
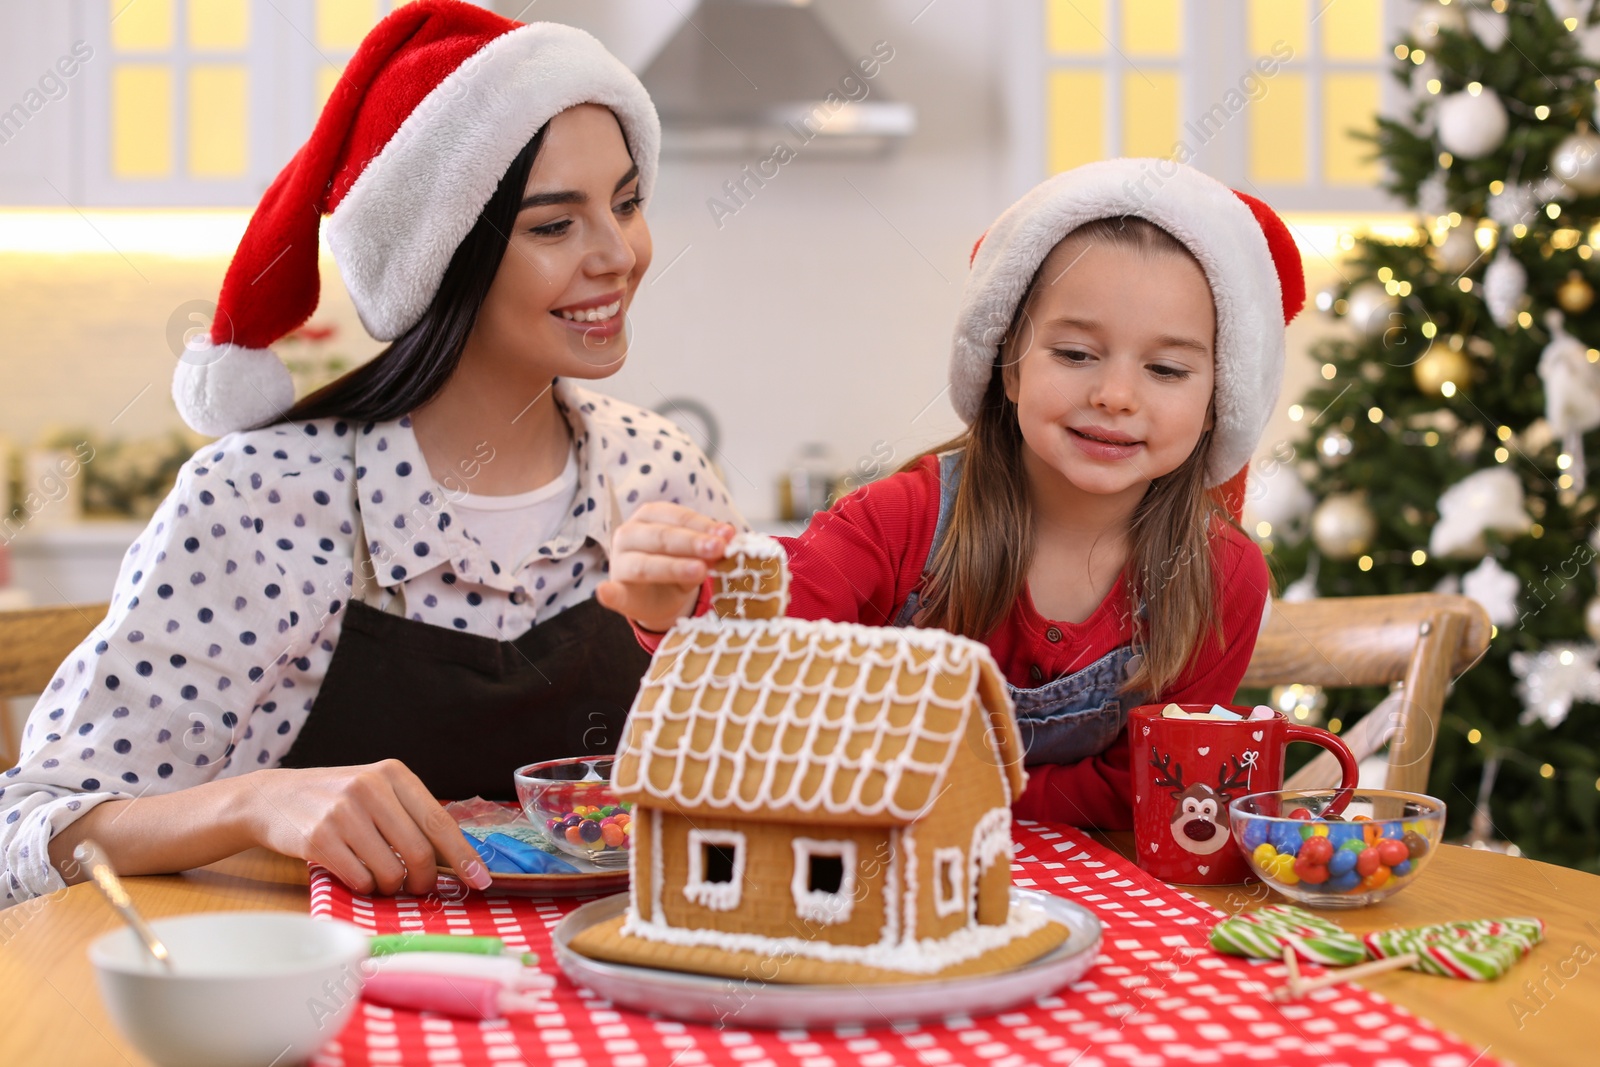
[241,760,492,896]
[596,501,736,632]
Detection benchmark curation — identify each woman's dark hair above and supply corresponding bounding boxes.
[267,125,548,426]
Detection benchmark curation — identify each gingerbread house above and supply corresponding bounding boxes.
[569,535,1068,983]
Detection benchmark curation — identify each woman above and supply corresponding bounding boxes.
[0,2,740,904]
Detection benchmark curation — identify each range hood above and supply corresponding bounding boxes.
[639,0,915,157]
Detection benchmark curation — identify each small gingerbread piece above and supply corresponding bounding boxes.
[709,532,789,620]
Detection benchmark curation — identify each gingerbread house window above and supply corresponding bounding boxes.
[933,847,965,918]
[684,829,746,911]
[791,838,858,926]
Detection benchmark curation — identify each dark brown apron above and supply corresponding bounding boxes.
[279,507,649,800]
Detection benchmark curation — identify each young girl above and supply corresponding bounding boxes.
[0,2,742,905]
[597,158,1305,830]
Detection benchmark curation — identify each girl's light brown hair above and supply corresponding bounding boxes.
[907,215,1234,698]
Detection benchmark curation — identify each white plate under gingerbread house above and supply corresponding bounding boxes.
[552,888,1102,1029]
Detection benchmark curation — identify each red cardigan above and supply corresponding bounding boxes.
[637,454,1272,830]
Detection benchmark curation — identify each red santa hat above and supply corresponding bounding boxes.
[949,159,1306,510]
[175,0,660,437]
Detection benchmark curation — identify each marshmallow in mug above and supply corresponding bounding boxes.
[1160,703,1276,721]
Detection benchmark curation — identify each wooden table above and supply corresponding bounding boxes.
[1,838,1595,1067]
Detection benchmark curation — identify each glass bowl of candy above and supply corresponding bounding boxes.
[514,756,633,869]
[1228,789,1445,908]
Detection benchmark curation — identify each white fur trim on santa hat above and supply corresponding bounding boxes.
[326,22,660,342]
[173,343,297,438]
[949,159,1284,487]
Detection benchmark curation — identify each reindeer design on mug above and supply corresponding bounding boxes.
[1149,751,1252,856]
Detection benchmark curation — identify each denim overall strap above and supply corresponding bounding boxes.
[891,451,963,627]
[1010,643,1146,765]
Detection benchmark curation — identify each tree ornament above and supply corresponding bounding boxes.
[1432,221,1482,273]
[1585,597,1600,641]
[1482,247,1528,328]
[1344,281,1399,338]
[1466,2,1511,49]
[1311,493,1376,559]
[1317,429,1354,466]
[1411,1,1468,42]
[1282,556,1320,602]
[1414,344,1473,396]
[1552,128,1600,197]
[1558,270,1596,313]
[1537,309,1600,492]
[1429,467,1533,558]
[1244,464,1315,543]
[1462,555,1521,627]
[1417,171,1451,217]
[1511,642,1600,728]
[1487,182,1540,229]
[1437,88,1509,160]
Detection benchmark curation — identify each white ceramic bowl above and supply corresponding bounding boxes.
[88,911,369,1067]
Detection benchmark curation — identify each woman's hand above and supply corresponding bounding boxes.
[241,760,492,896]
[596,502,736,632]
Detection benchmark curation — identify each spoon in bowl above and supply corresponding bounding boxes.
[73,839,173,972]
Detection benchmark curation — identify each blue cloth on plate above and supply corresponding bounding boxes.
[464,830,580,874]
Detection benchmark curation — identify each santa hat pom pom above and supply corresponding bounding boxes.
[172,343,297,438]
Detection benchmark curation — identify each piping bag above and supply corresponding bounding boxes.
[369,933,537,964]
[363,951,554,990]
[360,971,546,1020]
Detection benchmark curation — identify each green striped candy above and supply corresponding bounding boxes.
[1210,904,1367,966]
[1363,918,1545,980]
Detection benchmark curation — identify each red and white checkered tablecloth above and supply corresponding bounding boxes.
[306,822,1501,1067]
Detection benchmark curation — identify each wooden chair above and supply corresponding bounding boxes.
[1240,593,1492,794]
[0,603,108,767]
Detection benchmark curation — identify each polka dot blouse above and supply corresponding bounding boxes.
[0,379,743,906]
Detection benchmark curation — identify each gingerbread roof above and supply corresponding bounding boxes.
[612,614,1025,825]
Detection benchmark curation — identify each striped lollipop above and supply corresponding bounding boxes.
[1209,904,1368,966]
[1363,918,1545,980]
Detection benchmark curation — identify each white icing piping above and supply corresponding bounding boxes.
[932,847,965,919]
[650,808,665,925]
[627,621,987,821]
[901,826,917,944]
[790,837,859,926]
[969,807,1012,924]
[723,532,785,559]
[683,828,746,911]
[619,895,1052,975]
[674,612,1000,663]
[881,828,900,947]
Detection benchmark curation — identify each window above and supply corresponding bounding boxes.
[684,828,745,911]
[791,838,858,926]
[932,846,965,918]
[66,0,482,206]
[1011,0,1404,212]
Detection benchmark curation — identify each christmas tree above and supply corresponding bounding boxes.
[1260,0,1600,872]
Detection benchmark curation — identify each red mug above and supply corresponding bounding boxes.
[1131,702,1358,885]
